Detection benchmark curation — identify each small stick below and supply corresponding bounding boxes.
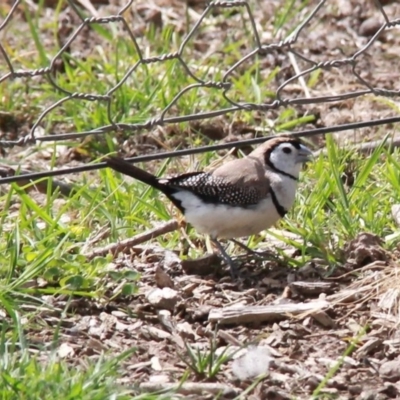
[218,330,243,346]
[85,220,179,260]
[288,52,311,99]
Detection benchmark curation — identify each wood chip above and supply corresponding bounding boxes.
[139,382,241,396]
[148,374,170,383]
[146,287,179,311]
[58,343,75,358]
[157,309,174,332]
[181,253,220,275]
[290,281,337,295]
[176,322,197,340]
[312,311,335,328]
[150,356,163,371]
[356,338,383,356]
[141,326,172,341]
[181,282,198,295]
[163,250,182,270]
[155,265,175,289]
[346,318,363,333]
[378,288,400,311]
[127,361,152,371]
[208,300,330,325]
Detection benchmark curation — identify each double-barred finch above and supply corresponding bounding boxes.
[106,136,312,277]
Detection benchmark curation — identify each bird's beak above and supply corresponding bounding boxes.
[297,144,313,163]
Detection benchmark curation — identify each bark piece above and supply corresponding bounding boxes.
[208,300,330,325]
[139,382,241,396]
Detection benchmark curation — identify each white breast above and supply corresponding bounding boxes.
[268,173,299,211]
[172,191,282,239]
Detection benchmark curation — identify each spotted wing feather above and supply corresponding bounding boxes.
[164,170,267,207]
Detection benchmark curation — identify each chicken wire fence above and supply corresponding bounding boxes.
[0,0,400,167]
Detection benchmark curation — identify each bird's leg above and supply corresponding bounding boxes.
[230,238,257,254]
[211,238,239,278]
[230,238,279,261]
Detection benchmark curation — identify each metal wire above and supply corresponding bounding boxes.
[0,0,400,185]
[1,116,400,185]
[1,0,400,146]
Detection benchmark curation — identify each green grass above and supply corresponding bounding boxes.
[281,134,400,264]
[0,0,316,149]
[178,332,240,379]
[1,0,400,398]
[0,338,136,399]
[1,133,399,398]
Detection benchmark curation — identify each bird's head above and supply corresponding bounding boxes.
[252,137,313,179]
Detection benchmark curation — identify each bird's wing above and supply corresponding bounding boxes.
[211,156,269,186]
[165,158,270,207]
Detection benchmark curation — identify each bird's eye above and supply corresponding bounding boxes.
[282,147,292,154]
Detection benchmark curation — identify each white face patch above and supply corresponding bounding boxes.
[268,143,303,177]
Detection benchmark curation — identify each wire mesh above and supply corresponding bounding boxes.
[1,0,399,148]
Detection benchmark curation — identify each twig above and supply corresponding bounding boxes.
[218,330,243,346]
[326,288,364,304]
[288,52,311,98]
[85,220,179,260]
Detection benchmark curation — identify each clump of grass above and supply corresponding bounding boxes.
[280,133,399,266]
[178,334,238,380]
[0,310,137,399]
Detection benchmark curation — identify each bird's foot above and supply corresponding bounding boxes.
[211,238,242,279]
[211,238,278,279]
[230,239,279,261]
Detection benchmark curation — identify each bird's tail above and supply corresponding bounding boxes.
[105,156,163,190]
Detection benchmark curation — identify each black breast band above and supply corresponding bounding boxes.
[269,188,287,218]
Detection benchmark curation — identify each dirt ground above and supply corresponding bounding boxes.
[2,0,400,399]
